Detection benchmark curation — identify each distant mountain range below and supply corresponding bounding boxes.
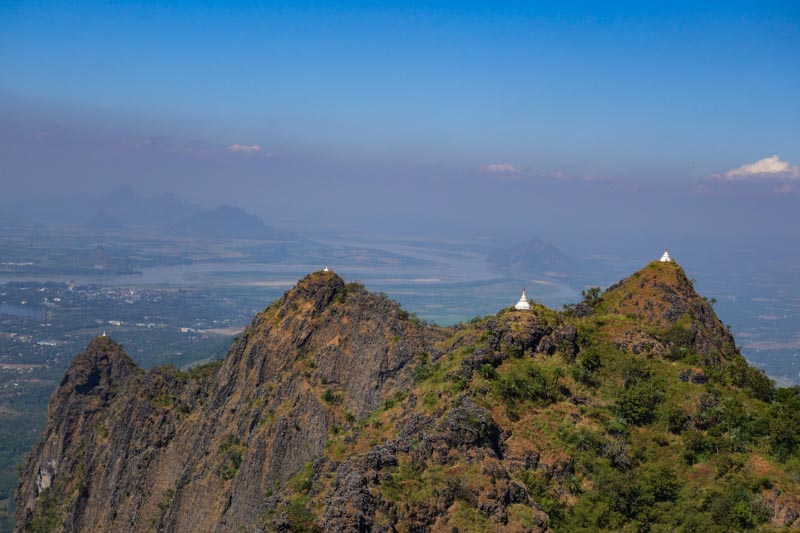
[90,184,203,227]
[487,238,570,276]
[3,184,279,240]
[171,204,273,239]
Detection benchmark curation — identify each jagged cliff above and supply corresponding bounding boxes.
[15,273,442,531]
[15,263,800,531]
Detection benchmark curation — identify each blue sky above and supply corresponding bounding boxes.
[0,1,798,242]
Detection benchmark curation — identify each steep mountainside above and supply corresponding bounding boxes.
[16,262,800,531]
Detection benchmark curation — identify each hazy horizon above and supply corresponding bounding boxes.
[2,1,799,256]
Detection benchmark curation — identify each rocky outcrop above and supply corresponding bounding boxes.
[763,488,800,529]
[601,261,737,364]
[318,396,544,532]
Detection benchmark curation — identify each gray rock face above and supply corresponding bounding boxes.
[15,272,443,532]
[434,396,503,456]
[318,393,550,532]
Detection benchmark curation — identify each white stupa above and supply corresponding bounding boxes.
[659,249,672,262]
[323,266,330,272]
[514,289,531,310]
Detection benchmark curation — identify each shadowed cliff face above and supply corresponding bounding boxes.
[14,337,140,530]
[15,265,800,532]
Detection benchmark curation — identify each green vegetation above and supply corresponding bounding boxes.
[381,459,447,503]
[381,391,407,411]
[267,463,317,532]
[21,484,61,533]
[322,388,336,404]
[289,462,314,494]
[183,359,224,380]
[218,435,245,481]
[412,352,434,382]
[770,386,800,460]
[494,358,566,407]
[284,495,313,531]
[580,286,602,307]
[157,488,175,514]
[333,281,363,304]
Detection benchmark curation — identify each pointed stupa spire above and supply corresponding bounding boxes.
[323,266,330,272]
[660,249,672,262]
[514,288,531,310]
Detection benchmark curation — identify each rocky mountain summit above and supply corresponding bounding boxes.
[15,263,800,531]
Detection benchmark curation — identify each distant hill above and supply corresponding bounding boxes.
[63,245,136,274]
[90,184,203,227]
[83,210,124,230]
[2,186,277,236]
[171,204,273,239]
[487,238,570,276]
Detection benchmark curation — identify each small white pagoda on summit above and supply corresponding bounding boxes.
[659,249,672,263]
[514,289,531,310]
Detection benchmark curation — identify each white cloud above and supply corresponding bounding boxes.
[719,155,800,181]
[480,163,521,175]
[227,143,264,154]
